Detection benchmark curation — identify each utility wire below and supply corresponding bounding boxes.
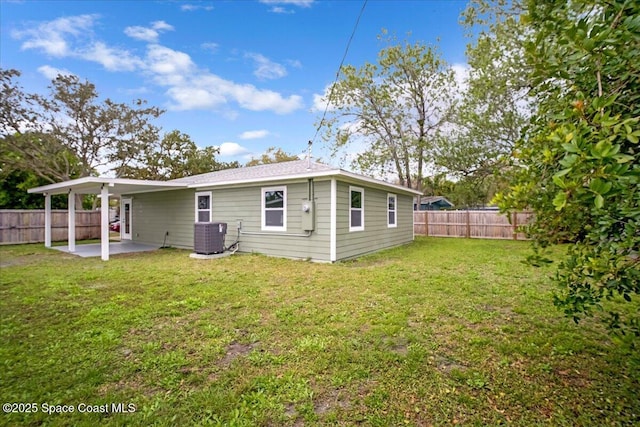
[310,0,368,146]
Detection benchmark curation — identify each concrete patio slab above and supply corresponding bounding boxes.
[52,241,160,258]
[189,251,233,260]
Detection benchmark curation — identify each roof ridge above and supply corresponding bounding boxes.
[169,159,336,184]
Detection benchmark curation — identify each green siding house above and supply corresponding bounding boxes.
[29,160,421,262]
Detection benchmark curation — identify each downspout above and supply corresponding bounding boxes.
[308,178,315,202]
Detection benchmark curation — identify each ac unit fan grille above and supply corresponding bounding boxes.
[194,222,227,254]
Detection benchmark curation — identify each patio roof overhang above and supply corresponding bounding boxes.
[28,177,186,262]
[27,177,187,196]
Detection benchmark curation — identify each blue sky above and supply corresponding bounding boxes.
[1,0,470,169]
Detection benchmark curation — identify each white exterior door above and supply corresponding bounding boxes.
[121,198,132,240]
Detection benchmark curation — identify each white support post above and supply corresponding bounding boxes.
[100,185,109,261]
[44,193,52,248]
[68,190,76,252]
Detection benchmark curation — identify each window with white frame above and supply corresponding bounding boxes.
[195,191,212,222]
[388,194,397,227]
[262,186,287,230]
[349,186,364,232]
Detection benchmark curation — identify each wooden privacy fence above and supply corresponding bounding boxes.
[414,210,532,240]
[0,210,101,245]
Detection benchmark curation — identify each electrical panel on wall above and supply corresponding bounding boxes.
[301,199,315,231]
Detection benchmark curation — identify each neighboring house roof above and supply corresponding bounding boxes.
[29,160,422,196]
[415,196,455,209]
[420,196,454,205]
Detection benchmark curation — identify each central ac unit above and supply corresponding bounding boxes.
[194,222,227,254]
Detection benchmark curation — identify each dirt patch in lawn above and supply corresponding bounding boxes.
[435,354,467,373]
[220,341,258,366]
[0,259,21,268]
[284,388,351,421]
[98,373,160,397]
[314,388,351,414]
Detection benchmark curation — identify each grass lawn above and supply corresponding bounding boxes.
[1,237,638,426]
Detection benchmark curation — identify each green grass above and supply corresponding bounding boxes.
[1,237,638,426]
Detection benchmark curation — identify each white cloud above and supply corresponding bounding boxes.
[152,21,174,31]
[239,130,270,140]
[146,44,195,76]
[124,26,158,42]
[286,59,302,68]
[13,15,142,71]
[158,68,302,113]
[269,6,294,14]
[311,92,327,113]
[12,14,97,57]
[201,42,219,52]
[227,83,303,113]
[13,15,304,115]
[166,85,225,110]
[216,142,250,156]
[124,20,174,43]
[245,52,287,80]
[259,0,314,7]
[181,3,214,12]
[311,83,337,113]
[37,65,74,80]
[260,0,314,13]
[81,42,143,72]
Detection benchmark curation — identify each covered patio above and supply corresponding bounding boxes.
[28,177,187,260]
[52,241,161,258]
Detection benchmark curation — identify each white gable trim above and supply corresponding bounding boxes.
[28,177,186,196]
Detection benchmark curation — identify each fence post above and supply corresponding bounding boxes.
[513,212,518,240]
[466,210,471,239]
[425,211,429,236]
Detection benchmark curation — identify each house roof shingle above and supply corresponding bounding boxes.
[28,160,423,196]
[170,160,334,185]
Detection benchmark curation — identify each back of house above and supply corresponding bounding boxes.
[123,160,420,262]
[28,160,422,262]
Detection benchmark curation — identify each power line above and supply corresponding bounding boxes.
[310,0,368,146]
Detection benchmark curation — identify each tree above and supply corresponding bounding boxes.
[320,32,457,191]
[245,147,300,167]
[497,0,640,336]
[1,70,80,184]
[435,0,530,206]
[0,69,163,182]
[0,168,68,209]
[0,129,86,208]
[118,130,239,180]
